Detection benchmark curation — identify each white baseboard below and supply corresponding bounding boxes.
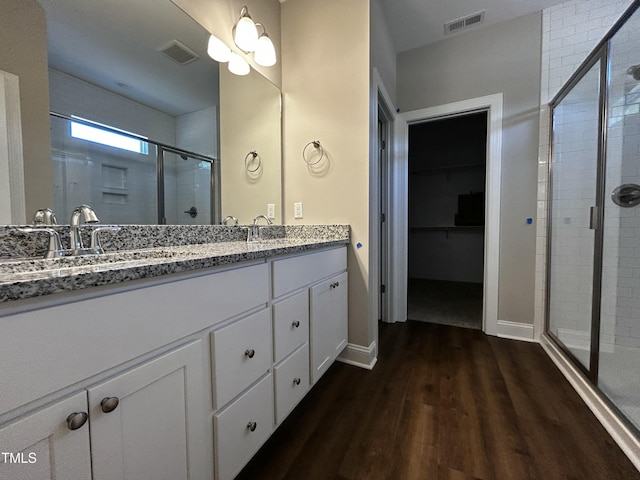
[496,320,535,342]
[541,334,640,472]
[337,341,378,370]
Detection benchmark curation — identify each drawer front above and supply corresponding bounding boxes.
[272,290,309,364]
[214,374,274,480]
[274,344,310,425]
[211,309,272,409]
[0,262,269,416]
[272,246,346,298]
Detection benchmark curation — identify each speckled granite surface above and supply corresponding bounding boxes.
[0,225,350,303]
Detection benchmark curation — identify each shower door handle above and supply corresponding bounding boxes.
[589,206,598,230]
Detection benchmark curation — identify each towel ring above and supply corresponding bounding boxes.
[245,151,261,172]
[303,140,324,166]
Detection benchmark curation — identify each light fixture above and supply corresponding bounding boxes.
[228,52,250,76]
[207,34,231,63]
[253,24,276,67]
[233,6,258,52]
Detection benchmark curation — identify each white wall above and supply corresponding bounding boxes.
[281,0,372,350]
[370,0,397,105]
[397,13,542,326]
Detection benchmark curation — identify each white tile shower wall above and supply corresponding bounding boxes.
[176,107,218,159]
[535,0,634,339]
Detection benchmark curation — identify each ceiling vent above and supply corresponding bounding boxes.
[444,11,485,35]
[158,40,200,66]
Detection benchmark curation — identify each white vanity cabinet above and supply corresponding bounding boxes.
[310,271,348,384]
[88,340,208,480]
[0,391,92,480]
[0,244,348,480]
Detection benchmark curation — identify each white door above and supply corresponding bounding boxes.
[88,340,210,480]
[0,391,91,480]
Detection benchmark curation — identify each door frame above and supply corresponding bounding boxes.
[392,94,503,335]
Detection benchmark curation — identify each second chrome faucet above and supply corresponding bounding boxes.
[247,214,272,242]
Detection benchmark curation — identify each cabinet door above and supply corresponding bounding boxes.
[0,391,91,480]
[88,340,210,480]
[309,271,348,384]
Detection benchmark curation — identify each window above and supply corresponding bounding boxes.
[70,119,148,154]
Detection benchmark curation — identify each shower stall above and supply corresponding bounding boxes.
[50,113,220,225]
[547,1,640,434]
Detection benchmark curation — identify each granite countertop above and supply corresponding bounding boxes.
[0,225,350,304]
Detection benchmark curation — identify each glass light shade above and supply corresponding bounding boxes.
[234,15,258,52]
[254,34,276,67]
[207,35,231,63]
[228,52,250,76]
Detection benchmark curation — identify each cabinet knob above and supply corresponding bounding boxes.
[293,377,301,386]
[245,349,255,359]
[100,396,120,413]
[247,421,257,432]
[292,320,300,328]
[66,412,88,430]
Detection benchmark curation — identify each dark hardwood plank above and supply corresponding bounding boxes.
[236,321,640,480]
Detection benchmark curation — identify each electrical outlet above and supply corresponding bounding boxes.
[267,203,275,219]
[294,202,303,219]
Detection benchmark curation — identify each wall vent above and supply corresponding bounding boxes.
[444,11,485,35]
[158,40,199,66]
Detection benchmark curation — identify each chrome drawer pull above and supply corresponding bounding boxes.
[292,320,300,328]
[245,349,255,359]
[293,377,301,386]
[247,421,257,432]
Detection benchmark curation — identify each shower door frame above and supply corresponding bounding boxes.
[545,0,640,430]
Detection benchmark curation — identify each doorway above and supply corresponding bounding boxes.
[407,112,487,330]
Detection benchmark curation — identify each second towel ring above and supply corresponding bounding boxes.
[245,151,261,172]
[303,140,324,165]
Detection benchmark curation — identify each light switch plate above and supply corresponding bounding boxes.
[294,202,303,219]
[267,203,275,219]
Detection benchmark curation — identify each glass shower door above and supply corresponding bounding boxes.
[597,6,640,431]
[547,59,602,372]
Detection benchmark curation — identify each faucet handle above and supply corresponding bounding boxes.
[18,227,65,259]
[90,226,121,254]
[33,208,57,226]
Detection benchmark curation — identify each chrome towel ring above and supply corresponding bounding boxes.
[303,140,324,165]
[245,150,261,172]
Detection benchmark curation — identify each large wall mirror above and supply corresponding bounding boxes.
[35,0,282,225]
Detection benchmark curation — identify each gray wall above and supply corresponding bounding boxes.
[397,12,542,325]
[370,0,397,104]
[0,0,53,220]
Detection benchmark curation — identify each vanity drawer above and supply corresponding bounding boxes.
[274,344,309,425]
[272,290,309,363]
[214,373,274,480]
[211,308,272,410]
[271,246,346,298]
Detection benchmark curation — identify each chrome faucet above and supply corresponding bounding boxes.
[248,215,272,242]
[70,205,99,255]
[33,208,57,226]
[222,215,239,226]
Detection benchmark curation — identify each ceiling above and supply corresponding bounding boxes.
[38,0,219,117]
[378,0,570,53]
[37,0,571,117]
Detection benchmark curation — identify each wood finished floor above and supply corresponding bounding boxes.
[237,321,640,480]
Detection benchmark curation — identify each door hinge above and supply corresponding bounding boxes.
[381,284,386,294]
[381,213,386,223]
[381,140,386,150]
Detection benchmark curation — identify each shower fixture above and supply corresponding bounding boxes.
[627,64,640,80]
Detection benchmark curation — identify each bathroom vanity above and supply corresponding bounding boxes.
[0,225,349,480]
